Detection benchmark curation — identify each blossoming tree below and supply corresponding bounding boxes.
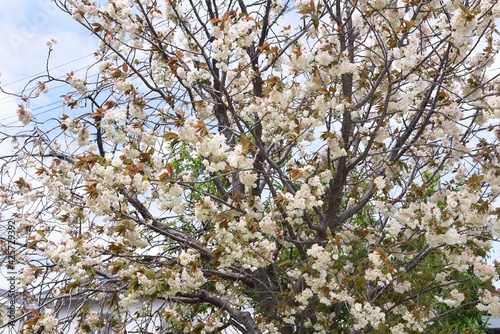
[1,0,500,333]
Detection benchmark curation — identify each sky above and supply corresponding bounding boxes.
[0,0,97,128]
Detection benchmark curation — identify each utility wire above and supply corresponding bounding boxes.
[0,100,62,122]
[0,55,94,88]
[1,103,65,127]
[0,63,98,105]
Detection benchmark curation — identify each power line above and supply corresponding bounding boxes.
[0,64,100,105]
[0,100,62,122]
[0,54,95,89]
[1,103,65,127]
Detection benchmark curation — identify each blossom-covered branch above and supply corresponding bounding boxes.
[1,0,499,333]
